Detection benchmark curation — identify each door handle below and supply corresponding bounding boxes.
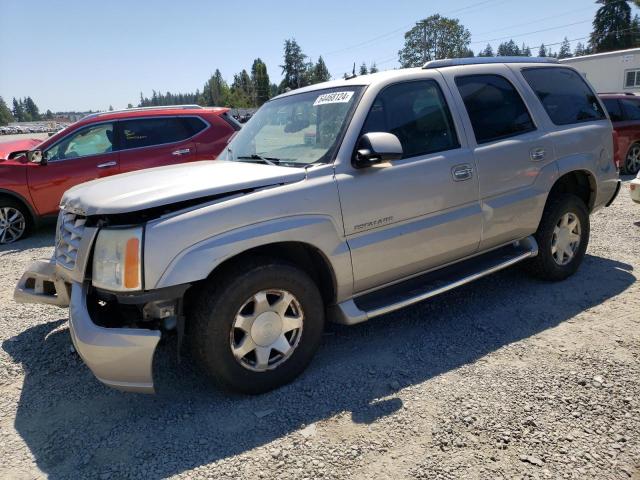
[172,148,191,156]
[452,164,474,181]
[97,161,117,169]
[530,148,546,161]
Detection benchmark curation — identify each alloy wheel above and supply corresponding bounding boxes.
[230,289,304,372]
[0,207,26,244]
[626,145,640,174]
[551,212,581,266]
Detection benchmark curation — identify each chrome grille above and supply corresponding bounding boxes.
[55,211,87,270]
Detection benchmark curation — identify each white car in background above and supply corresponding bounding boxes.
[631,172,640,204]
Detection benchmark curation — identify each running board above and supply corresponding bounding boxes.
[331,237,538,325]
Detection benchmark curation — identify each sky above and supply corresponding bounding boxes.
[0,0,608,112]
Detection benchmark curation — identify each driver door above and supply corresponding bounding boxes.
[27,122,119,216]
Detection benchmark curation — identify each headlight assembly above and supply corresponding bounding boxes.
[92,227,143,292]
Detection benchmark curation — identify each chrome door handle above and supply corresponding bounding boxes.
[452,164,473,181]
[172,148,191,156]
[530,148,546,161]
[97,161,117,169]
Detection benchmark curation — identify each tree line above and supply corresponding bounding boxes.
[397,0,640,67]
[0,96,55,126]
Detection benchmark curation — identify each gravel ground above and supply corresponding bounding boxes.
[1,179,639,480]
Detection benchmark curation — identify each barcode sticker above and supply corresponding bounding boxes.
[313,91,354,106]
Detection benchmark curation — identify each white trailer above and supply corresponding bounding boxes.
[560,48,640,94]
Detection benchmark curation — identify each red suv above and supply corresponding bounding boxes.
[0,106,239,243]
[600,93,640,175]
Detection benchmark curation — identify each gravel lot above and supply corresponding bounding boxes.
[1,178,639,480]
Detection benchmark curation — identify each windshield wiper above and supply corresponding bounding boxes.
[236,154,280,166]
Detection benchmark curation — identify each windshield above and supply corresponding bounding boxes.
[221,86,363,167]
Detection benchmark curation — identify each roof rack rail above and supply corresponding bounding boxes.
[423,57,560,69]
[82,104,204,120]
[600,92,636,96]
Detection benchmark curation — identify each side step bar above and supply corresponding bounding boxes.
[332,236,538,325]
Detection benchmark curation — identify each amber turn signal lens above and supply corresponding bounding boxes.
[124,237,140,289]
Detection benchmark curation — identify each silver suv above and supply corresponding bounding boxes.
[15,58,621,394]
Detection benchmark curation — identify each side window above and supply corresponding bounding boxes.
[119,118,194,150]
[181,116,208,135]
[625,69,640,88]
[360,80,459,158]
[455,74,535,144]
[602,99,624,122]
[521,67,606,125]
[620,98,640,121]
[45,123,114,161]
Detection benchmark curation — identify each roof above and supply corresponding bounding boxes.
[423,56,559,69]
[560,47,640,63]
[77,105,229,125]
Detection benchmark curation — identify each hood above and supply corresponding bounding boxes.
[61,160,307,216]
[0,138,43,161]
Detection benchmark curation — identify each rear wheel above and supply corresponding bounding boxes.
[0,198,31,244]
[191,259,325,394]
[527,194,590,281]
[623,142,640,175]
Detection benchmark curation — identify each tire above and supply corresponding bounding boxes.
[0,197,32,244]
[623,142,640,175]
[527,194,590,282]
[191,258,325,394]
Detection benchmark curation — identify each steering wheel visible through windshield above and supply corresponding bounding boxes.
[221,86,363,167]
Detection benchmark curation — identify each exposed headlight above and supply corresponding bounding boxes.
[92,227,143,292]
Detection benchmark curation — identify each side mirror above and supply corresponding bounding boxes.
[354,132,403,168]
[27,150,44,164]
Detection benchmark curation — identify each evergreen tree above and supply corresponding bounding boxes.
[44,109,54,120]
[359,62,368,75]
[591,0,635,53]
[521,44,532,56]
[538,44,548,57]
[574,42,587,56]
[108,105,114,111]
[369,62,379,73]
[478,44,494,57]
[280,38,308,92]
[398,15,471,67]
[558,37,572,59]
[0,96,14,126]
[312,56,331,83]
[202,69,230,106]
[251,59,271,106]
[497,39,520,56]
[24,97,41,120]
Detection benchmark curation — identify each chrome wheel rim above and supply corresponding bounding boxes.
[230,289,304,372]
[0,207,26,244]
[551,212,581,266]
[626,145,640,174]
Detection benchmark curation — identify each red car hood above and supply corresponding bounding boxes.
[0,138,43,161]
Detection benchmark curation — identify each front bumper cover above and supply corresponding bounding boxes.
[14,259,71,307]
[69,283,161,393]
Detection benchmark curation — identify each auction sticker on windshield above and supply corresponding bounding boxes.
[313,91,354,106]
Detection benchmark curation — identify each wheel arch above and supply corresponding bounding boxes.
[0,189,38,225]
[547,169,597,212]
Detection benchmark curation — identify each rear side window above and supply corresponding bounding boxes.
[522,67,606,125]
[182,116,208,135]
[119,118,194,149]
[360,80,459,158]
[620,98,640,121]
[455,74,535,144]
[602,98,624,121]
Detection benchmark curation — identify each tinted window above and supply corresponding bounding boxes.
[120,118,194,149]
[602,98,624,122]
[45,123,114,161]
[621,98,640,121]
[361,80,459,158]
[182,116,208,135]
[455,74,535,144]
[522,67,606,125]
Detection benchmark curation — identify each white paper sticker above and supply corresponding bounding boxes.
[313,91,354,106]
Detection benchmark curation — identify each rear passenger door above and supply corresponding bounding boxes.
[447,69,556,250]
[117,116,201,173]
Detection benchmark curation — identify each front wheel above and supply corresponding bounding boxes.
[527,194,590,281]
[0,198,31,244]
[191,259,325,394]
